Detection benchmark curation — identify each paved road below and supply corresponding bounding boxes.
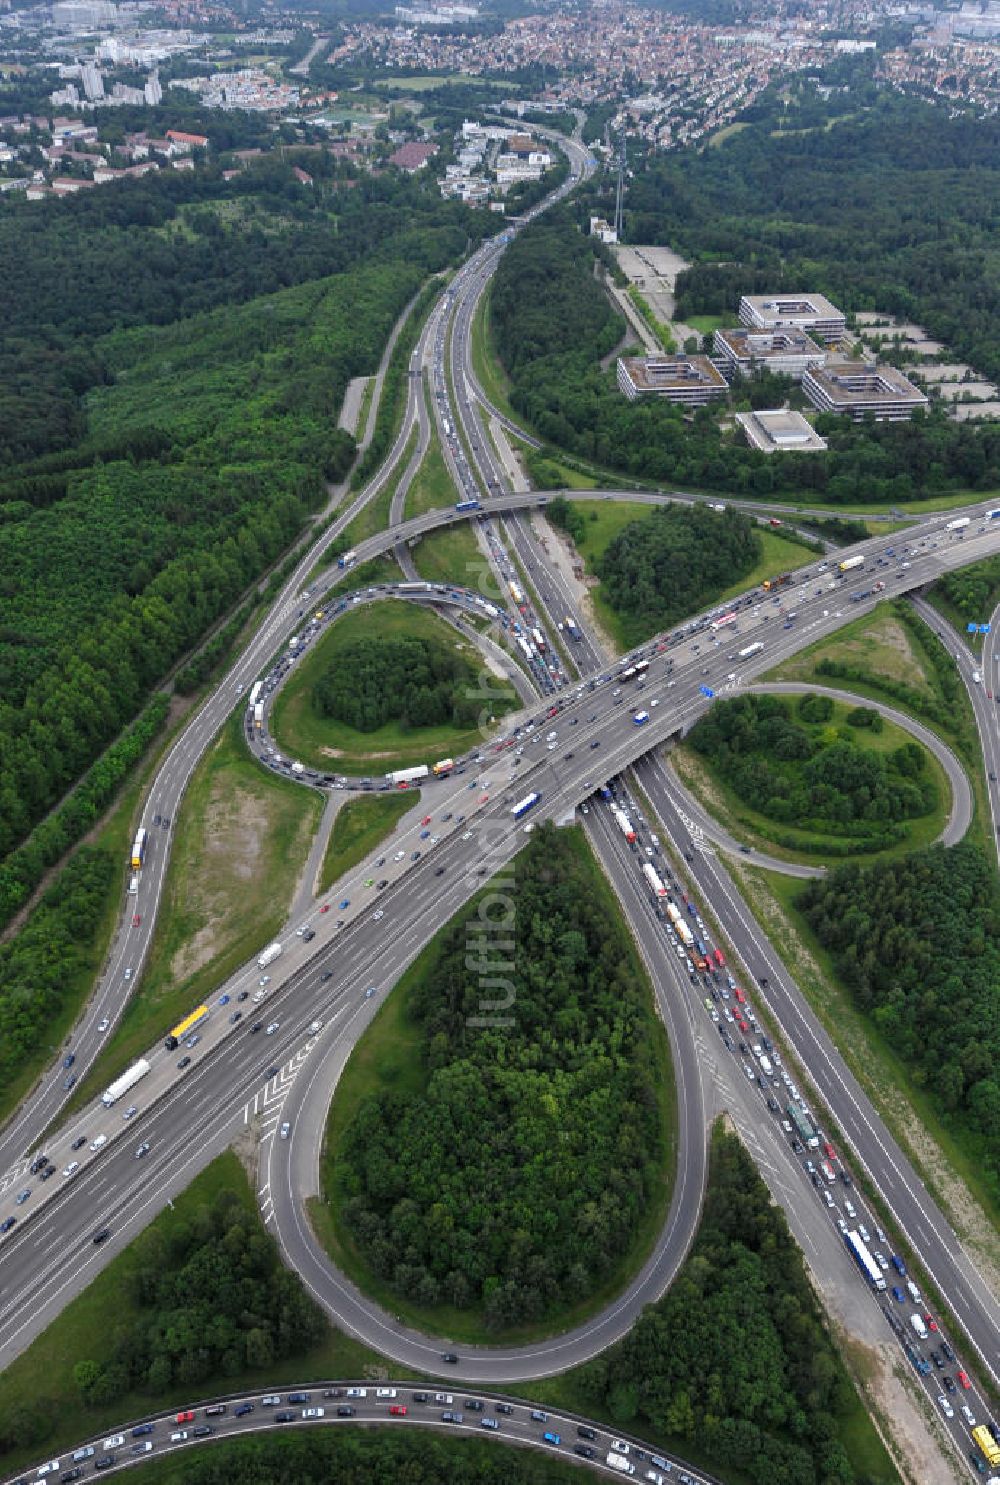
[1,1383,724,1485]
[2,126,999,1472]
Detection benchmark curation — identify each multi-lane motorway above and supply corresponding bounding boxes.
[2,122,1000,1485]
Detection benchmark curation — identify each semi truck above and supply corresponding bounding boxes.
[606,1455,635,1477]
[762,573,793,591]
[946,516,970,531]
[337,549,357,570]
[739,642,764,659]
[257,942,282,970]
[565,616,580,640]
[971,1424,1000,1469]
[509,580,525,607]
[130,828,147,871]
[102,1058,151,1108]
[387,765,430,787]
[248,681,263,708]
[642,862,666,898]
[531,626,546,652]
[253,702,264,730]
[844,1229,887,1291]
[838,555,865,573]
[432,758,455,776]
[611,805,636,844]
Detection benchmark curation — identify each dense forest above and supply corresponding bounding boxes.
[687,693,937,849]
[595,503,761,640]
[798,844,1000,1202]
[333,826,671,1332]
[0,846,115,1108]
[501,210,1000,499]
[577,1129,880,1485]
[315,634,488,732]
[0,171,495,863]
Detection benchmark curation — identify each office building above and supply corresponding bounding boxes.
[617,355,728,407]
[714,326,826,381]
[801,361,929,421]
[739,293,846,344]
[736,409,828,453]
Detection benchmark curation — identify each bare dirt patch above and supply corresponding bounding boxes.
[861,1340,966,1485]
[169,787,269,984]
[779,614,932,693]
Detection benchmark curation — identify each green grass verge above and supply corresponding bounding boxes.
[318,791,419,894]
[470,293,518,424]
[684,312,728,336]
[344,425,419,547]
[672,697,953,864]
[410,520,487,589]
[768,602,991,858]
[0,1152,391,1479]
[67,711,323,1114]
[270,601,516,775]
[733,861,1000,1282]
[403,428,457,517]
[312,826,678,1347]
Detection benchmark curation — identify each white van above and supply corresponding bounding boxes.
[906,1279,922,1304]
[128,875,139,894]
[910,1313,928,1340]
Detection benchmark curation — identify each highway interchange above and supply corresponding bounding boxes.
[2,126,1000,1485]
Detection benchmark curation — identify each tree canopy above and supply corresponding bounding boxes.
[332,826,671,1333]
[315,634,487,733]
[797,843,1000,1202]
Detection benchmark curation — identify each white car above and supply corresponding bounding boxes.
[97,1017,110,1032]
[346,1388,367,1399]
[280,1123,290,1140]
[123,968,132,980]
[103,1434,125,1450]
[302,1407,324,1419]
[376,1388,397,1399]
[394,851,405,862]
[372,909,384,922]
[89,1135,107,1152]
[265,1022,279,1036]
[259,975,271,987]
[170,1430,188,1442]
[434,1393,453,1405]
[937,1394,954,1419]
[122,1105,138,1121]
[610,1439,630,1456]
[62,1160,80,1178]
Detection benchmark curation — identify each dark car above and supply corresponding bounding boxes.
[337,1406,355,1418]
[177,1055,191,1069]
[275,1412,295,1424]
[577,1425,596,1440]
[235,1403,254,1417]
[92,1228,110,1245]
[72,1136,87,1151]
[442,1352,459,1364]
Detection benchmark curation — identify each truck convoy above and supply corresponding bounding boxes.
[257,942,282,971]
[102,1058,151,1108]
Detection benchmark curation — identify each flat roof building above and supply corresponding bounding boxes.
[617,354,728,407]
[736,409,828,454]
[739,293,846,345]
[801,361,929,422]
[714,326,826,382]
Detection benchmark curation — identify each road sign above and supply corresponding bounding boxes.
[699,685,715,698]
[967,623,978,633]
[980,624,992,634]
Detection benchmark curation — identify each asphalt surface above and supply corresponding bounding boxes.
[0,1384,725,1485]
